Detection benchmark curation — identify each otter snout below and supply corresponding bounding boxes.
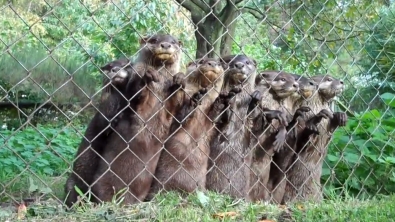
[160,42,172,50]
[235,62,245,69]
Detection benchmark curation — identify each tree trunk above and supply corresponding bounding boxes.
[194,14,224,59]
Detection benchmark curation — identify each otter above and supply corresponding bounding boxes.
[147,57,230,198]
[205,54,264,200]
[248,70,299,202]
[282,74,347,203]
[64,58,156,208]
[91,34,187,205]
[267,74,318,204]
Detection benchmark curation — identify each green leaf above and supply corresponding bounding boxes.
[380,93,395,107]
[327,154,339,162]
[28,177,39,193]
[344,153,360,164]
[196,191,209,207]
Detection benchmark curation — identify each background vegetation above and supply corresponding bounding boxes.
[0,0,394,220]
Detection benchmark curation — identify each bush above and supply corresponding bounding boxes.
[0,124,84,177]
[323,92,395,198]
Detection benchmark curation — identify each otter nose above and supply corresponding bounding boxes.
[111,67,121,73]
[160,42,171,49]
[235,62,245,69]
[309,81,315,86]
[207,61,217,67]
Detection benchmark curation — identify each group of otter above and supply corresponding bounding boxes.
[63,34,347,209]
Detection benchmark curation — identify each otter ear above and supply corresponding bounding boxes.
[186,61,195,67]
[252,59,257,67]
[220,61,228,70]
[140,36,150,45]
[178,40,183,47]
[100,63,111,72]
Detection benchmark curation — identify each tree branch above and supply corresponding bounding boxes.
[242,7,283,34]
[175,0,203,23]
[219,0,237,24]
[191,0,210,13]
[313,33,362,42]
[317,16,369,33]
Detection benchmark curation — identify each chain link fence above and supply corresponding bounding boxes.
[1,0,394,219]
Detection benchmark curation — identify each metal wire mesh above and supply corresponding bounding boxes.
[0,0,394,217]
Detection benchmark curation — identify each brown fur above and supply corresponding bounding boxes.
[205,54,259,199]
[282,74,347,203]
[268,74,318,204]
[147,57,227,197]
[248,70,299,202]
[91,34,185,205]
[64,58,150,208]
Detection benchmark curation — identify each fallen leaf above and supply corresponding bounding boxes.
[213,211,239,220]
[17,203,27,220]
[196,191,209,207]
[278,204,287,209]
[296,204,305,211]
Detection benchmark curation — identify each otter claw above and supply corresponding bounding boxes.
[297,106,311,113]
[143,68,159,83]
[251,90,262,102]
[333,112,347,127]
[318,109,334,119]
[173,72,186,88]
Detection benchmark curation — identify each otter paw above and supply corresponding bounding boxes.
[333,112,348,127]
[173,72,186,88]
[318,109,334,119]
[251,90,263,103]
[191,88,207,105]
[296,106,311,115]
[273,128,286,152]
[144,67,159,83]
[230,87,242,95]
[306,123,320,135]
[263,110,288,127]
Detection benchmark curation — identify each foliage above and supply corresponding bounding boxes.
[0,125,84,177]
[360,5,395,84]
[323,92,395,198]
[0,0,195,105]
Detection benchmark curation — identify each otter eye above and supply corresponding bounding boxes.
[246,61,250,65]
[171,40,176,44]
[281,78,286,81]
[327,78,333,82]
[149,38,157,44]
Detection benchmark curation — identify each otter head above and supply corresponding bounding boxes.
[291,74,317,99]
[139,34,182,64]
[258,71,300,99]
[100,58,132,85]
[311,74,344,101]
[221,54,257,86]
[186,58,224,88]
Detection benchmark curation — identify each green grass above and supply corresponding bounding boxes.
[0,184,395,221]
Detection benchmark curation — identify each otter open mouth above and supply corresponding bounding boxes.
[235,73,248,84]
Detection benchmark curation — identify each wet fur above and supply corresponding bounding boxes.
[206,55,259,199]
[91,34,185,205]
[147,58,226,197]
[283,74,347,203]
